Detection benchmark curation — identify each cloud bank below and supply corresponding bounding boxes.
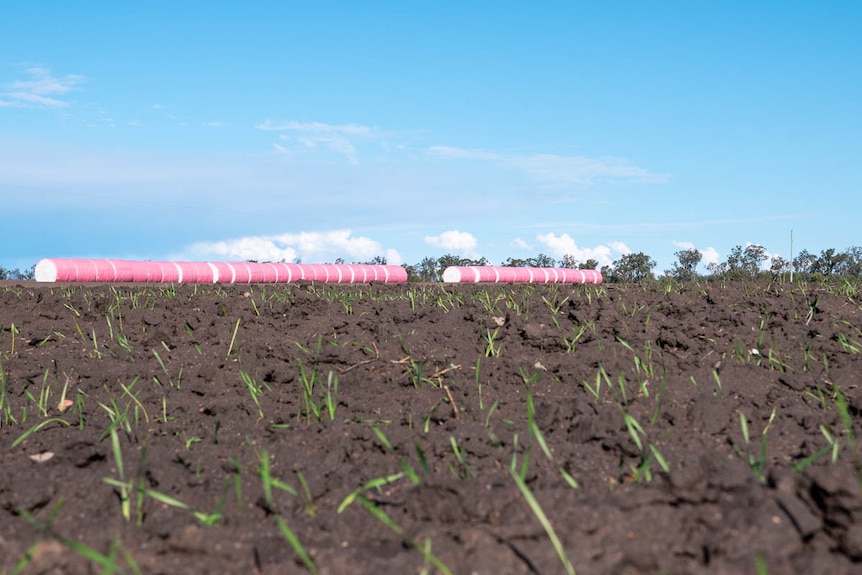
[535,232,630,267]
[0,67,84,108]
[184,230,402,265]
[424,230,479,257]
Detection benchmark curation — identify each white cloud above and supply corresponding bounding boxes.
[258,120,373,136]
[535,232,630,267]
[0,67,83,108]
[507,154,669,188]
[426,146,502,161]
[701,247,720,266]
[257,120,380,164]
[202,121,222,127]
[385,249,403,266]
[426,145,668,191]
[512,237,531,251]
[185,229,398,264]
[424,230,479,256]
[608,241,632,255]
[295,134,358,164]
[190,236,298,263]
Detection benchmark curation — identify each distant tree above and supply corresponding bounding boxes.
[579,259,599,270]
[812,248,847,277]
[526,253,556,268]
[770,255,790,279]
[415,257,439,282]
[792,249,817,276]
[0,266,35,280]
[714,244,768,280]
[559,254,578,269]
[357,256,387,265]
[502,254,556,268]
[838,246,862,277]
[706,260,729,276]
[665,248,702,282]
[402,263,418,282]
[605,252,656,283]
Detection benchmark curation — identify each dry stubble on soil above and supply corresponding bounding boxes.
[2,280,862,574]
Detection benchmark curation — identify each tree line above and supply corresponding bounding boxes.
[398,244,862,283]
[3,245,862,283]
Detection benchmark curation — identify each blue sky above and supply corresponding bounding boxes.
[2,1,859,275]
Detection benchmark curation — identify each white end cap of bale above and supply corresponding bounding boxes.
[441,267,462,283]
[34,259,58,282]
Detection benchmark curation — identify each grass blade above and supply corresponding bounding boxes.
[510,468,576,575]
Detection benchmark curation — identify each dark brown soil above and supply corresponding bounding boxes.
[2,280,862,574]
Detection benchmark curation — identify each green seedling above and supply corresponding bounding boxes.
[0,360,16,427]
[449,436,472,478]
[484,328,501,357]
[509,433,531,481]
[510,468,576,575]
[475,357,483,410]
[541,287,569,327]
[793,425,841,472]
[353,494,453,575]
[119,377,149,425]
[12,418,71,448]
[295,470,316,517]
[324,370,339,421]
[372,427,420,484]
[142,485,226,526]
[835,331,862,354]
[296,359,322,422]
[18,503,139,575]
[563,325,588,353]
[256,448,297,512]
[8,323,19,356]
[98,398,133,441]
[805,294,822,325]
[239,369,268,420]
[712,369,722,395]
[152,348,182,388]
[484,399,500,428]
[104,426,132,521]
[275,516,319,575]
[229,457,243,512]
[620,409,669,482]
[582,364,611,402]
[184,322,202,355]
[414,442,430,473]
[833,388,856,447]
[527,391,579,489]
[736,407,777,483]
[338,471,410,512]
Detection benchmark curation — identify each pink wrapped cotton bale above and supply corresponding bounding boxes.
[34,258,408,283]
[442,265,603,284]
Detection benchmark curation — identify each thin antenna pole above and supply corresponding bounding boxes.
[790,229,794,283]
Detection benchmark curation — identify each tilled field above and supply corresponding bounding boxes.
[2,280,862,574]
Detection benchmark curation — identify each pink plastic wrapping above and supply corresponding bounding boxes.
[34,259,408,284]
[441,266,603,284]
